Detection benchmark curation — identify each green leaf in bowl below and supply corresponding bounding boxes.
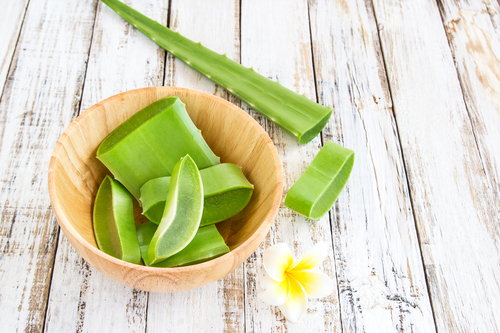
[140,163,253,226]
[93,175,141,264]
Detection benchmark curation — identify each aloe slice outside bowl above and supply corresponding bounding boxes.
[284,141,354,220]
[140,163,254,226]
[148,155,204,265]
[93,175,141,264]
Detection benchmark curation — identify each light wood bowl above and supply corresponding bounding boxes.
[48,87,282,292]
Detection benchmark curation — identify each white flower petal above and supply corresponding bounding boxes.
[278,275,308,323]
[260,273,276,290]
[263,243,294,282]
[290,242,329,271]
[289,270,335,298]
[258,274,289,306]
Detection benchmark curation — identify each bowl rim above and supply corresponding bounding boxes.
[48,86,283,274]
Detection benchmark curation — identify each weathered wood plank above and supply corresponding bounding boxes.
[308,0,437,331]
[43,1,168,332]
[438,0,500,218]
[371,0,500,331]
[146,1,245,332]
[240,0,341,331]
[0,0,98,332]
[0,0,29,98]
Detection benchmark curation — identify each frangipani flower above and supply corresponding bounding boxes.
[258,242,335,323]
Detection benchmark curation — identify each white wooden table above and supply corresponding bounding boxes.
[1,0,499,332]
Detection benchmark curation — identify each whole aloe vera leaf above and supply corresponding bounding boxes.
[138,222,230,267]
[284,141,355,220]
[93,175,141,264]
[148,155,204,265]
[140,163,253,226]
[101,0,332,144]
[97,96,219,199]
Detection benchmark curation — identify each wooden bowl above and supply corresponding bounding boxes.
[48,87,282,292]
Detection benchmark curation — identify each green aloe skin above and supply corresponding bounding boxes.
[148,155,204,265]
[93,175,141,264]
[97,96,219,199]
[140,163,254,226]
[101,0,332,144]
[137,222,229,267]
[284,141,355,220]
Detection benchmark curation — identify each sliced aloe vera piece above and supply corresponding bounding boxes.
[136,221,157,255]
[93,175,141,264]
[140,163,253,226]
[284,141,354,220]
[137,222,230,267]
[148,155,203,265]
[97,96,219,199]
[101,0,332,144]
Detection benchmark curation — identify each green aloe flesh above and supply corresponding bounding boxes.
[137,222,230,267]
[284,141,354,220]
[97,96,219,199]
[140,163,253,226]
[93,175,141,264]
[148,155,204,265]
[101,0,332,144]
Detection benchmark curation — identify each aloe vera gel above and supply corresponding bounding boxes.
[93,97,252,266]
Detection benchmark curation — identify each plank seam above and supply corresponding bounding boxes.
[143,292,150,333]
[307,1,342,331]
[41,228,61,333]
[72,0,100,119]
[0,0,31,108]
[41,1,100,331]
[368,0,439,330]
[162,0,173,87]
[239,0,242,63]
[434,0,494,192]
[238,1,248,332]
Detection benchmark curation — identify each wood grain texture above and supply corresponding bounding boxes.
[0,0,29,98]
[438,0,500,216]
[241,0,341,331]
[147,1,245,331]
[309,0,436,331]
[44,2,167,331]
[371,0,500,331]
[0,0,98,331]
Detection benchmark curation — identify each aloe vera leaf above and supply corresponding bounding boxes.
[101,0,332,144]
[138,222,230,267]
[284,141,355,220]
[140,163,254,226]
[148,155,204,265]
[93,175,141,264]
[136,221,157,254]
[97,96,219,199]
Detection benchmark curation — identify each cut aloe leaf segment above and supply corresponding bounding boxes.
[101,0,332,144]
[97,96,219,199]
[137,222,230,267]
[284,141,354,220]
[140,163,253,226]
[148,155,204,265]
[93,175,141,264]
